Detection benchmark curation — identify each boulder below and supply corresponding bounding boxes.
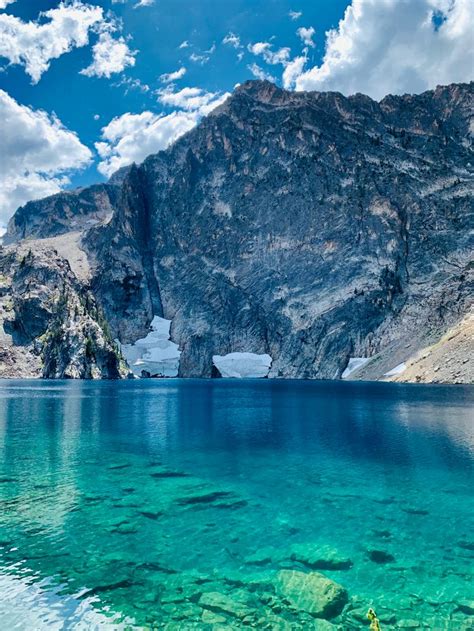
[288,543,353,570]
[274,570,348,619]
[199,591,251,619]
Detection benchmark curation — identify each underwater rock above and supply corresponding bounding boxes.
[457,600,474,615]
[139,511,163,520]
[288,543,353,570]
[201,609,227,624]
[367,549,396,564]
[245,547,283,566]
[150,470,190,479]
[402,506,429,515]
[257,614,294,630]
[199,591,252,618]
[311,621,337,630]
[176,490,236,505]
[274,569,348,619]
[457,540,474,552]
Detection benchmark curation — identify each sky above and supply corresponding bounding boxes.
[0,0,473,232]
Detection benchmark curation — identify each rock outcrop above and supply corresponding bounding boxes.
[0,240,127,379]
[1,80,472,381]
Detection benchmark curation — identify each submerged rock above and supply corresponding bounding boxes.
[199,591,252,618]
[367,549,396,564]
[288,543,353,570]
[457,600,474,615]
[245,547,284,566]
[274,569,348,619]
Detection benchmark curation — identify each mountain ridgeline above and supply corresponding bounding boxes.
[1,80,473,381]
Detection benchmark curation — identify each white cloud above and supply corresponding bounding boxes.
[178,40,189,49]
[98,84,230,177]
[134,0,154,7]
[297,26,315,48]
[0,1,104,83]
[157,85,229,114]
[95,110,197,177]
[289,10,302,20]
[248,63,275,82]
[113,75,149,93]
[248,41,291,65]
[0,90,92,230]
[282,55,307,89]
[160,66,186,83]
[189,51,210,64]
[223,32,241,48]
[80,30,136,78]
[295,0,474,99]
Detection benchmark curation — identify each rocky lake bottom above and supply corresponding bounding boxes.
[0,378,473,629]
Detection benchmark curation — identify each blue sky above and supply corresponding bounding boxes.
[0,0,472,231]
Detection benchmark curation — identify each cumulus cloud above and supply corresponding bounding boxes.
[0,1,137,83]
[159,66,186,83]
[248,63,275,82]
[0,0,15,9]
[248,42,291,65]
[134,0,154,7]
[81,30,136,78]
[294,0,474,99]
[95,110,197,177]
[297,26,315,48]
[97,85,231,177]
[0,1,103,83]
[178,40,189,49]
[157,86,229,114]
[0,90,92,230]
[282,55,307,89]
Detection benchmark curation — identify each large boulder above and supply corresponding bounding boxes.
[274,570,348,619]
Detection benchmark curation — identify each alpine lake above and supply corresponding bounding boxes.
[0,378,473,629]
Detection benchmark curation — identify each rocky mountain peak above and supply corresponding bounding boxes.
[1,81,473,382]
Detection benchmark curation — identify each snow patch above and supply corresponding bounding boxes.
[384,362,406,377]
[120,316,181,378]
[342,357,370,379]
[213,352,272,378]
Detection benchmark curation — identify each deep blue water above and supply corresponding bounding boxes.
[0,379,473,629]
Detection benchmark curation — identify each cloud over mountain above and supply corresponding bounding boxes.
[294,0,473,99]
[0,90,91,230]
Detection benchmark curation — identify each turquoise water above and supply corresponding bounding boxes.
[0,379,473,629]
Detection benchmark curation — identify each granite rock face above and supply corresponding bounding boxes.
[4,183,120,243]
[1,80,473,380]
[0,243,127,379]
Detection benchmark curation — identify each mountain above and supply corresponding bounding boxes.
[1,80,473,382]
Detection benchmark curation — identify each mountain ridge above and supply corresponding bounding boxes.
[1,80,473,382]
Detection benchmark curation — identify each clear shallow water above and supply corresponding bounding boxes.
[0,379,473,630]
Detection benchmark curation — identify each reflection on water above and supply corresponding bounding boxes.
[0,379,473,629]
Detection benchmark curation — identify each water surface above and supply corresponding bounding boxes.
[0,379,473,629]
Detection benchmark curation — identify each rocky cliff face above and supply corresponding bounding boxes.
[0,238,127,379]
[1,80,473,381]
